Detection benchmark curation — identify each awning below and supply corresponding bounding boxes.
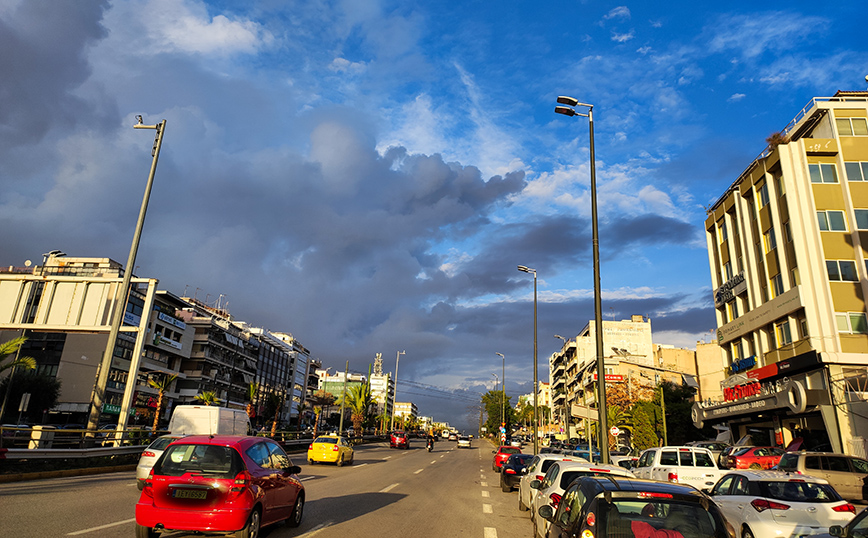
[682,374,699,389]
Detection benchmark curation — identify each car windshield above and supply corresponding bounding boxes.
[604,499,722,538]
[154,444,241,478]
[759,481,840,502]
[148,436,179,451]
[315,437,338,444]
[502,447,521,454]
[732,447,753,456]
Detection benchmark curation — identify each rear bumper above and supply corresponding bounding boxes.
[135,502,249,532]
[308,450,340,462]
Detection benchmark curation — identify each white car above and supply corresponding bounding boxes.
[519,454,576,516]
[710,470,857,538]
[530,460,635,538]
[632,445,723,491]
[135,434,184,489]
[457,436,471,448]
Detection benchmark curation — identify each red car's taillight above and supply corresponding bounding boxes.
[505,468,516,474]
[142,450,156,458]
[833,503,856,514]
[536,474,545,481]
[229,471,251,500]
[550,493,563,509]
[751,498,789,512]
[141,469,155,497]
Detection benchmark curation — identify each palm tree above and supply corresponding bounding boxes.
[607,404,634,449]
[194,390,220,406]
[0,336,36,375]
[296,401,308,431]
[147,374,177,431]
[245,382,259,422]
[338,384,372,436]
[266,392,284,437]
[307,390,336,437]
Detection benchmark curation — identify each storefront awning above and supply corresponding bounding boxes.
[682,374,699,389]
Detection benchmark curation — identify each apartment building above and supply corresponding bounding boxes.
[697,91,868,454]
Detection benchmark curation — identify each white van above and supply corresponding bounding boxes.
[632,446,723,491]
[167,405,251,436]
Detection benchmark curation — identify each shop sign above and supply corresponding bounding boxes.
[717,287,802,344]
[101,404,135,415]
[714,272,747,308]
[729,356,756,374]
[691,378,808,429]
[157,311,187,330]
[592,374,625,382]
[724,381,762,402]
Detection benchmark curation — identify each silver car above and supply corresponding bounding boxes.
[457,436,471,448]
[135,435,184,489]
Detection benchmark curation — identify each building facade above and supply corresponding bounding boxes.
[697,91,868,454]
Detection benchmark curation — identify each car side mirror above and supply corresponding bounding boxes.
[702,488,711,495]
[538,505,554,521]
[521,468,528,475]
[530,479,541,490]
[286,465,302,475]
[829,525,845,537]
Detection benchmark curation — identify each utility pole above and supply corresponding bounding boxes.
[338,360,348,435]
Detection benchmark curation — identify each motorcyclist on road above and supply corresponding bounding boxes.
[426,432,435,451]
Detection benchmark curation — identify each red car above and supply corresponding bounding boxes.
[492,445,522,472]
[390,431,410,449]
[135,435,304,538]
[725,446,785,469]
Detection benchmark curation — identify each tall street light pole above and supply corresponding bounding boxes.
[390,350,405,431]
[554,97,608,464]
[86,116,166,433]
[517,265,539,455]
[495,352,505,439]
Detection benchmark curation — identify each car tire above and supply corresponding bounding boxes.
[287,494,304,528]
[308,459,315,465]
[501,478,511,493]
[135,524,158,538]
[742,526,754,538]
[235,509,261,538]
[137,480,144,491]
[337,455,344,467]
[519,495,528,511]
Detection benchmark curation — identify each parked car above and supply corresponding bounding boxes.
[307,434,354,466]
[710,470,857,538]
[530,460,635,538]
[500,453,534,492]
[831,505,868,537]
[777,451,868,502]
[390,431,410,449]
[135,435,185,489]
[447,432,458,441]
[135,435,304,538]
[518,454,578,516]
[686,440,731,463]
[538,476,733,538]
[723,446,785,470]
[457,435,471,448]
[719,445,753,468]
[632,445,724,491]
[492,445,522,472]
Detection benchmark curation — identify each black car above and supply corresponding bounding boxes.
[831,505,868,537]
[538,476,733,538]
[500,453,534,492]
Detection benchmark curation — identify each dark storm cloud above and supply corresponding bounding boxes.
[605,214,700,247]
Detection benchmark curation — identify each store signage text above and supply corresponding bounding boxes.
[729,356,756,374]
[724,381,762,402]
[714,272,747,308]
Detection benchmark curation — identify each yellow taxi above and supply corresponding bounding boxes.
[307,434,354,466]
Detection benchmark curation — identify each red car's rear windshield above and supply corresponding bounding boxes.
[501,447,521,454]
[154,444,242,479]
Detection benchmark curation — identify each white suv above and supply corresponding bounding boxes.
[632,446,723,491]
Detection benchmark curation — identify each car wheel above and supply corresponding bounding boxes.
[287,494,304,528]
[135,524,158,538]
[337,455,344,467]
[136,480,144,491]
[742,526,754,538]
[749,463,762,470]
[308,459,315,465]
[235,509,261,538]
[501,478,511,493]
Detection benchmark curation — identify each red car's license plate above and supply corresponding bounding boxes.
[173,489,207,499]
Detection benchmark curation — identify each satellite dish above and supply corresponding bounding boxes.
[24,260,32,267]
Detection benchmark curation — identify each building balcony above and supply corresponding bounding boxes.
[763,338,815,365]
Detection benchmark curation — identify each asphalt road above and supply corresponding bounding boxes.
[0,439,534,538]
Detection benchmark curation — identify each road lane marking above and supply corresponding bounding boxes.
[353,463,368,468]
[484,528,497,538]
[67,518,136,535]
[482,490,490,498]
[430,460,437,464]
[482,504,492,513]
[414,468,424,474]
[297,522,331,537]
[380,483,400,493]
[481,481,488,487]
[300,476,316,481]
[385,456,392,460]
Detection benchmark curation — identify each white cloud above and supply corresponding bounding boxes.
[612,31,635,43]
[329,57,367,74]
[604,6,631,20]
[728,93,746,102]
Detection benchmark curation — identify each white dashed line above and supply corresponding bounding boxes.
[353,463,368,468]
[67,519,136,535]
[379,483,399,493]
[300,476,315,481]
[414,468,424,474]
[481,481,488,487]
[484,528,497,538]
[482,504,492,513]
[481,490,490,498]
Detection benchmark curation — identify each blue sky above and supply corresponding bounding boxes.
[1,0,865,430]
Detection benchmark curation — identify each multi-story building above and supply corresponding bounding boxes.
[270,332,311,424]
[394,401,417,421]
[697,91,868,454]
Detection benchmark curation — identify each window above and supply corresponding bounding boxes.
[660,450,678,465]
[817,210,847,231]
[836,117,868,136]
[827,260,859,282]
[771,273,784,297]
[855,210,868,230]
[776,320,793,346]
[727,301,739,322]
[757,183,770,207]
[718,219,727,243]
[784,221,792,242]
[774,175,786,196]
[809,163,839,183]
[763,229,777,253]
[845,162,868,181]
[723,262,733,281]
[836,313,868,334]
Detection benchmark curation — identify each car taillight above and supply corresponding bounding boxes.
[142,469,155,497]
[536,475,545,481]
[586,511,596,527]
[833,503,856,514]
[142,450,156,458]
[751,498,789,512]
[550,492,562,509]
[505,468,516,474]
[638,492,674,499]
[333,445,340,451]
[308,444,314,450]
[229,471,251,500]
[667,472,678,482]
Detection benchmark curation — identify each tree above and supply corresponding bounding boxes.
[147,374,177,431]
[607,404,633,449]
[338,383,373,436]
[194,390,220,406]
[307,389,336,437]
[482,390,513,437]
[296,401,308,431]
[0,336,36,375]
[245,382,259,421]
[629,404,658,451]
[0,369,60,423]
[263,392,284,437]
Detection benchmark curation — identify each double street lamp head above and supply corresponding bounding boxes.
[517,265,536,275]
[555,96,592,118]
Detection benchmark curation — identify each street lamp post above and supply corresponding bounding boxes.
[86,116,166,433]
[518,265,539,455]
[495,352,505,439]
[555,97,608,463]
[390,350,405,432]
